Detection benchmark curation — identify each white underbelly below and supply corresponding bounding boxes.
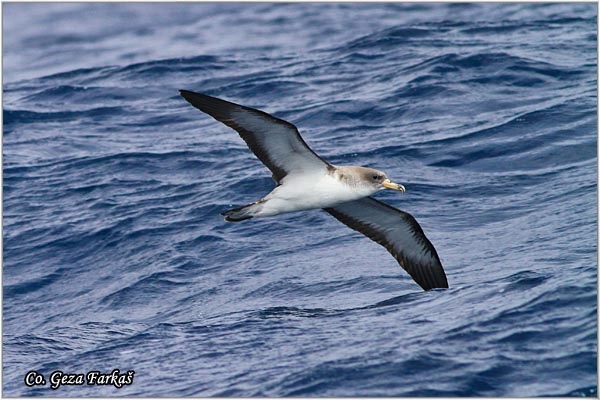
[257,173,372,216]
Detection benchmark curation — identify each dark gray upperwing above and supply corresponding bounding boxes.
[324,197,448,290]
[179,90,331,183]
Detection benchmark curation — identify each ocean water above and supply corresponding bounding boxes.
[2,3,597,397]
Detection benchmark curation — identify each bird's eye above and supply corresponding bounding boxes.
[372,174,381,181]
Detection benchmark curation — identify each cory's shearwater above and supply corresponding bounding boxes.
[180,90,448,291]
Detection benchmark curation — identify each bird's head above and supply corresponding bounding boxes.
[364,168,406,193]
[337,166,406,195]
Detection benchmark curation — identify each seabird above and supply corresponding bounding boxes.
[180,90,448,291]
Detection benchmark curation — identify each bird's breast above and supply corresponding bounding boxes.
[259,173,376,216]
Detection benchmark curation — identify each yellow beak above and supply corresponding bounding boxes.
[382,178,405,192]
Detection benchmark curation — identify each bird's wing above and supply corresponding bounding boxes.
[324,197,448,290]
[180,90,331,183]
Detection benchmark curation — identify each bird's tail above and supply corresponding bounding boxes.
[221,201,263,222]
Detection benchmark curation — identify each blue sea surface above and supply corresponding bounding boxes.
[2,3,597,397]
